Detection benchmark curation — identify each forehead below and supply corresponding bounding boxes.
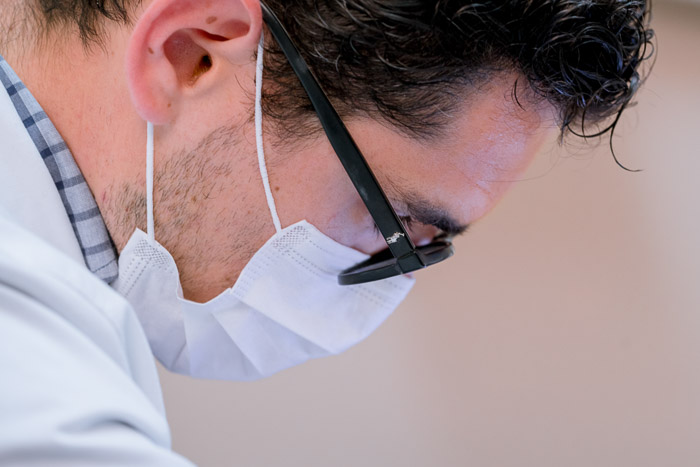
[351,74,555,226]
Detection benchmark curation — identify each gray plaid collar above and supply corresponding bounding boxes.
[0,55,119,283]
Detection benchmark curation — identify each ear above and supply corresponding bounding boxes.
[125,0,262,124]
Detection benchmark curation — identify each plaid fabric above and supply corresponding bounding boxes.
[0,55,118,283]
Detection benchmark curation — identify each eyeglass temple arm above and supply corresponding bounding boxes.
[260,3,424,267]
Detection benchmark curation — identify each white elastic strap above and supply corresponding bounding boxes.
[146,121,155,242]
[255,34,282,233]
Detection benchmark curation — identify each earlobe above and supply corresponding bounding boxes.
[125,0,262,124]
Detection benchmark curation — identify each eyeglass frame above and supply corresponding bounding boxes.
[260,2,455,285]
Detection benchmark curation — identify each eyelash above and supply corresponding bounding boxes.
[373,215,416,236]
[400,215,416,229]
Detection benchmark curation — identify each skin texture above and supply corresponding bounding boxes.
[2,0,554,302]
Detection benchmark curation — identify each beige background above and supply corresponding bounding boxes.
[158,2,700,466]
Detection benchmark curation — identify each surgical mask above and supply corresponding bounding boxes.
[111,37,414,381]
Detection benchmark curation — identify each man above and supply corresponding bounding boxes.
[0,0,651,464]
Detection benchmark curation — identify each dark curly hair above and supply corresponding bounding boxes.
[260,0,653,168]
[29,0,653,167]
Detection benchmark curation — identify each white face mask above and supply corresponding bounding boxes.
[111,37,415,381]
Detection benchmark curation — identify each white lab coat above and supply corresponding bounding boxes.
[0,83,194,465]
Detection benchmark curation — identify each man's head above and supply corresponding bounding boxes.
[1,0,652,301]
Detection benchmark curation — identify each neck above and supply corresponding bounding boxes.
[3,24,147,248]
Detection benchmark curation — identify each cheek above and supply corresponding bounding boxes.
[269,148,383,251]
[318,189,390,255]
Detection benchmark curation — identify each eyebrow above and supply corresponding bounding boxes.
[379,175,470,237]
[404,197,470,237]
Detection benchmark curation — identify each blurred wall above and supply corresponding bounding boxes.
[159,3,700,466]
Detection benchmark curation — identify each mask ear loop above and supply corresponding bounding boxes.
[255,33,282,233]
[146,121,155,243]
[145,35,278,242]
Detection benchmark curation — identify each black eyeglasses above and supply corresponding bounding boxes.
[261,3,455,285]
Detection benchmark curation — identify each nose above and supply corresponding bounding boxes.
[409,223,440,247]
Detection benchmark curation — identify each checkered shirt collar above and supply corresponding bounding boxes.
[0,55,119,283]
